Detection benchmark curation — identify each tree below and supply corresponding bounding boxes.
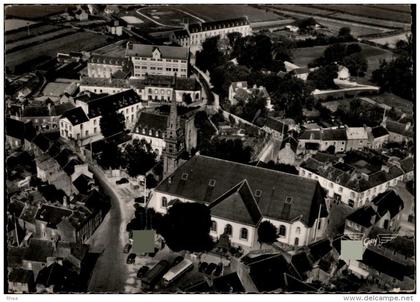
[157,202,214,252]
[346,43,362,56]
[296,17,317,33]
[342,53,367,77]
[196,36,227,73]
[307,64,338,90]
[97,141,124,169]
[371,56,414,102]
[99,109,125,138]
[257,221,278,248]
[123,139,157,177]
[146,173,158,189]
[338,27,352,37]
[201,138,253,164]
[231,90,268,123]
[227,31,242,48]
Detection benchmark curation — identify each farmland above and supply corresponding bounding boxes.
[177,4,284,23]
[5,19,38,32]
[5,4,70,19]
[6,24,61,43]
[6,32,111,71]
[309,4,412,24]
[6,28,76,53]
[291,42,393,77]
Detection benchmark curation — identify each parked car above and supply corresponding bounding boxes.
[205,263,217,275]
[213,263,223,277]
[116,178,129,185]
[172,256,184,266]
[123,243,132,254]
[127,253,136,264]
[137,266,150,278]
[198,262,208,273]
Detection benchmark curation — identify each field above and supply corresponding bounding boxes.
[94,40,128,57]
[178,4,284,23]
[310,4,412,24]
[120,15,144,24]
[291,42,393,77]
[370,93,413,115]
[5,5,70,19]
[6,32,111,71]
[139,6,201,26]
[6,28,76,53]
[6,24,61,43]
[369,33,410,48]
[5,19,38,32]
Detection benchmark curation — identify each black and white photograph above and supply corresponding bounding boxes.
[3,2,416,297]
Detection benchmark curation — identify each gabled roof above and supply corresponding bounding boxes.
[86,89,141,118]
[24,239,55,262]
[126,43,189,60]
[346,206,376,227]
[60,107,89,125]
[371,126,389,138]
[136,112,167,132]
[372,190,404,219]
[362,248,413,281]
[73,174,94,195]
[6,118,25,139]
[56,148,75,168]
[35,205,73,228]
[209,180,262,226]
[280,135,298,152]
[36,262,66,287]
[188,17,249,33]
[264,117,288,134]
[8,268,34,284]
[33,134,51,152]
[156,155,327,227]
[385,120,413,137]
[346,127,368,140]
[89,54,128,66]
[400,157,414,173]
[8,200,26,217]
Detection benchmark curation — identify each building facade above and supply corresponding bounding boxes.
[126,43,189,79]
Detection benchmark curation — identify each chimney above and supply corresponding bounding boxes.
[381,165,390,173]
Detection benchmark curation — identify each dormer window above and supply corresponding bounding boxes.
[181,173,188,181]
[208,179,216,187]
[285,196,293,204]
[255,189,262,198]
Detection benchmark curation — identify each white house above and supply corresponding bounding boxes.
[59,89,143,144]
[147,155,329,248]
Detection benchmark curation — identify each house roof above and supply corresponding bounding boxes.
[33,133,51,152]
[372,190,404,219]
[60,107,89,125]
[8,268,34,284]
[35,262,66,287]
[8,200,26,218]
[371,126,389,138]
[400,157,414,173]
[73,174,93,195]
[56,148,75,168]
[7,247,26,268]
[63,158,84,176]
[35,205,73,228]
[52,102,76,116]
[6,118,25,139]
[346,206,376,227]
[89,54,128,66]
[385,120,413,137]
[156,155,327,227]
[264,117,288,134]
[209,180,262,226]
[22,105,49,117]
[346,127,368,140]
[24,239,55,263]
[136,112,167,132]
[361,248,413,281]
[19,205,38,223]
[322,128,347,141]
[86,89,141,118]
[126,43,189,60]
[308,238,332,262]
[188,17,249,33]
[173,29,189,39]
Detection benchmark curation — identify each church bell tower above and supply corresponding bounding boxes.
[163,74,185,178]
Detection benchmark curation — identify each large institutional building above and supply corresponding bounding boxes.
[170,17,252,51]
[147,155,328,249]
[126,43,189,79]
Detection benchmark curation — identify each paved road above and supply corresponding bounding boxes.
[86,165,130,293]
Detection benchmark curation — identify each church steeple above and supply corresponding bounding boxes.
[163,74,185,178]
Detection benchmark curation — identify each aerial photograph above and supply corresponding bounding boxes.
[4,3,415,296]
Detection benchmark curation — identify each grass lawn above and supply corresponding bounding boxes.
[5,5,70,19]
[370,93,413,115]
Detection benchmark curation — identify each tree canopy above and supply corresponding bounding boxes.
[201,138,253,164]
[257,220,278,247]
[99,109,125,138]
[123,139,157,177]
[307,64,339,90]
[156,202,214,252]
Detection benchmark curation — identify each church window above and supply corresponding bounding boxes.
[279,225,286,236]
[161,197,167,207]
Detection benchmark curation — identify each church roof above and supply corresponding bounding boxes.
[156,155,327,227]
[209,180,262,226]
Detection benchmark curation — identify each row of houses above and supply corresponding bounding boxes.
[79,74,202,103]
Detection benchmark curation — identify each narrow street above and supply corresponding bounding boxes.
[86,165,132,293]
